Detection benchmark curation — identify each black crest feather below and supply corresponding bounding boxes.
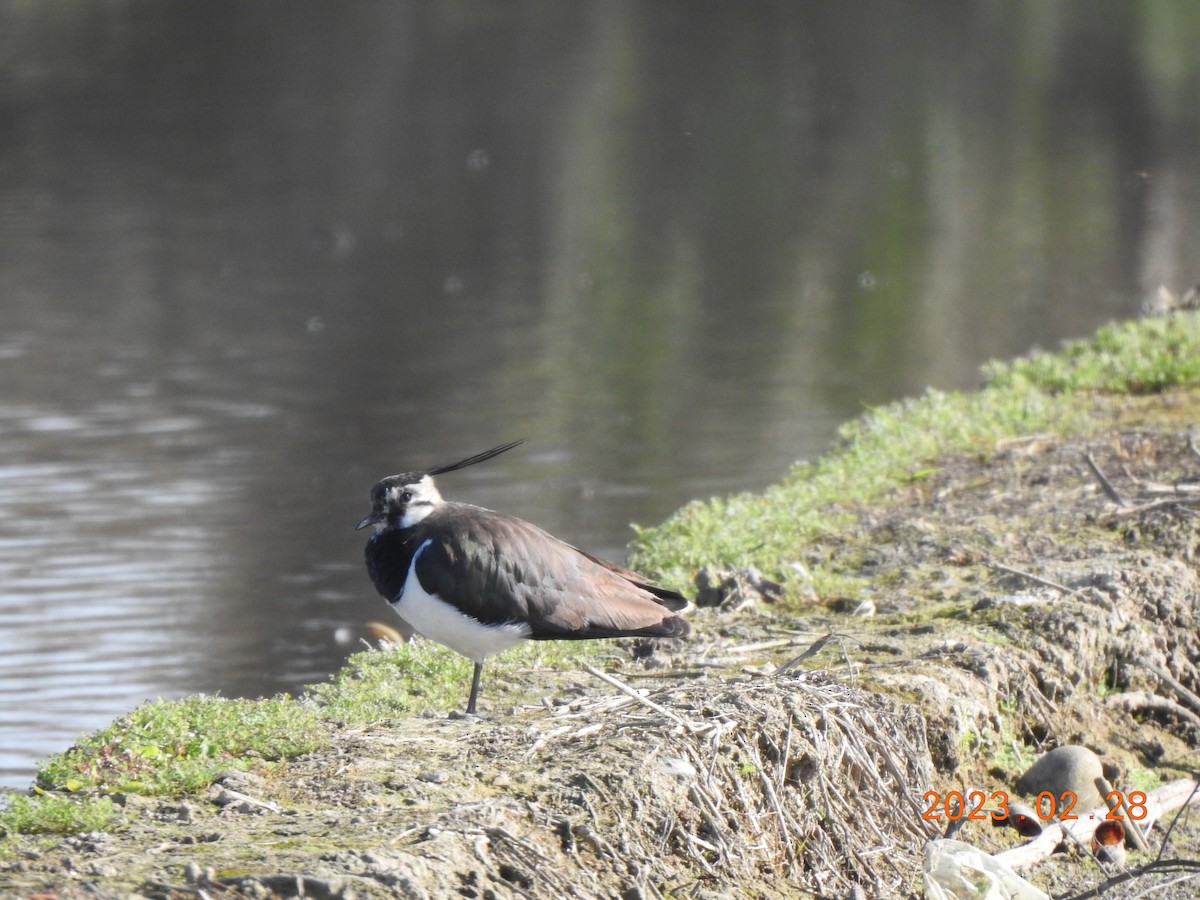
[426,440,525,477]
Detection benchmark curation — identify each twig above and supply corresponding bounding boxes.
[1085,452,1126,507]
[687,782,729,850]
[212,786,281,813]
[524,724,571,758]
[486,824,555,864]
[724,638,802,656]
[1055,859,1200,900]
[777,633,838,673]
[737,732,796,868]
[582,663,698,732]
[1155,779,1200,863]
[1137,481,1200,495]
[1109,496,1200,518]
[673,820,718,873]
[618,669,710,680]
[987,560,1075,595]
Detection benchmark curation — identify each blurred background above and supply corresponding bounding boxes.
[2,1,1198,789]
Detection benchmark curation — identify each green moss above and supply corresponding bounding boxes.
[989,740,1027,776]
[1127,767,1165,793]
[19,637,613,811]
[984,314,1200,393]
[36,695,327,795]
[0,792,120,837]
[309,643,468,722]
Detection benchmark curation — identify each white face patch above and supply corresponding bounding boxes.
[396,475,443,528]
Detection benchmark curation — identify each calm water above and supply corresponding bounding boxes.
[2,1,1198,789]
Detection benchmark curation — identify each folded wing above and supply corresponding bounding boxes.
[412,505,690,640]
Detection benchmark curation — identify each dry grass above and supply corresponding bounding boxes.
[516,663,939,897]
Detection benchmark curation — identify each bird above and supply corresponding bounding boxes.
[355,440,690,714]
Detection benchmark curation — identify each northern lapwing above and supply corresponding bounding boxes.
[355,441,690,714]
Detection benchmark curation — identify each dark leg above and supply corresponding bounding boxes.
[466,661,483,715]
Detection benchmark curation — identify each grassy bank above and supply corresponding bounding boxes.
[629,313,1200,590]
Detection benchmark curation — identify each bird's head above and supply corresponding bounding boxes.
[355,440,524,533]
[355,473,443,532]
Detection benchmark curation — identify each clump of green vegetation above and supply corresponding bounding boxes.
[984,315,1200,394]
[310,642,471,721]
[632,313,1200,589]
[36,695,327,796]
[1127,767,1166,793]
[14,639,607,822]
[631,381,1080,589]
[0,792,120,837]
[311,638,602,722]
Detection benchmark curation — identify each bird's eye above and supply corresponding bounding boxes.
[401,490,413,502]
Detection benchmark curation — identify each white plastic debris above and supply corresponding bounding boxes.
[658,756,697,778]
[924,839,1049,900]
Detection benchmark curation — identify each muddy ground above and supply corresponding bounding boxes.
[3,389,1200,899]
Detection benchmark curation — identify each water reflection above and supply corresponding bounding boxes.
[2,1,1198,788]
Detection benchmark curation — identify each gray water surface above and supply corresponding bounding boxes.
[2,2,1197,788]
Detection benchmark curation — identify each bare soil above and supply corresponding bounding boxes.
[4,390,1200,899]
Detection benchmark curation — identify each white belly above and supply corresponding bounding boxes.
[391,539,531,663]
